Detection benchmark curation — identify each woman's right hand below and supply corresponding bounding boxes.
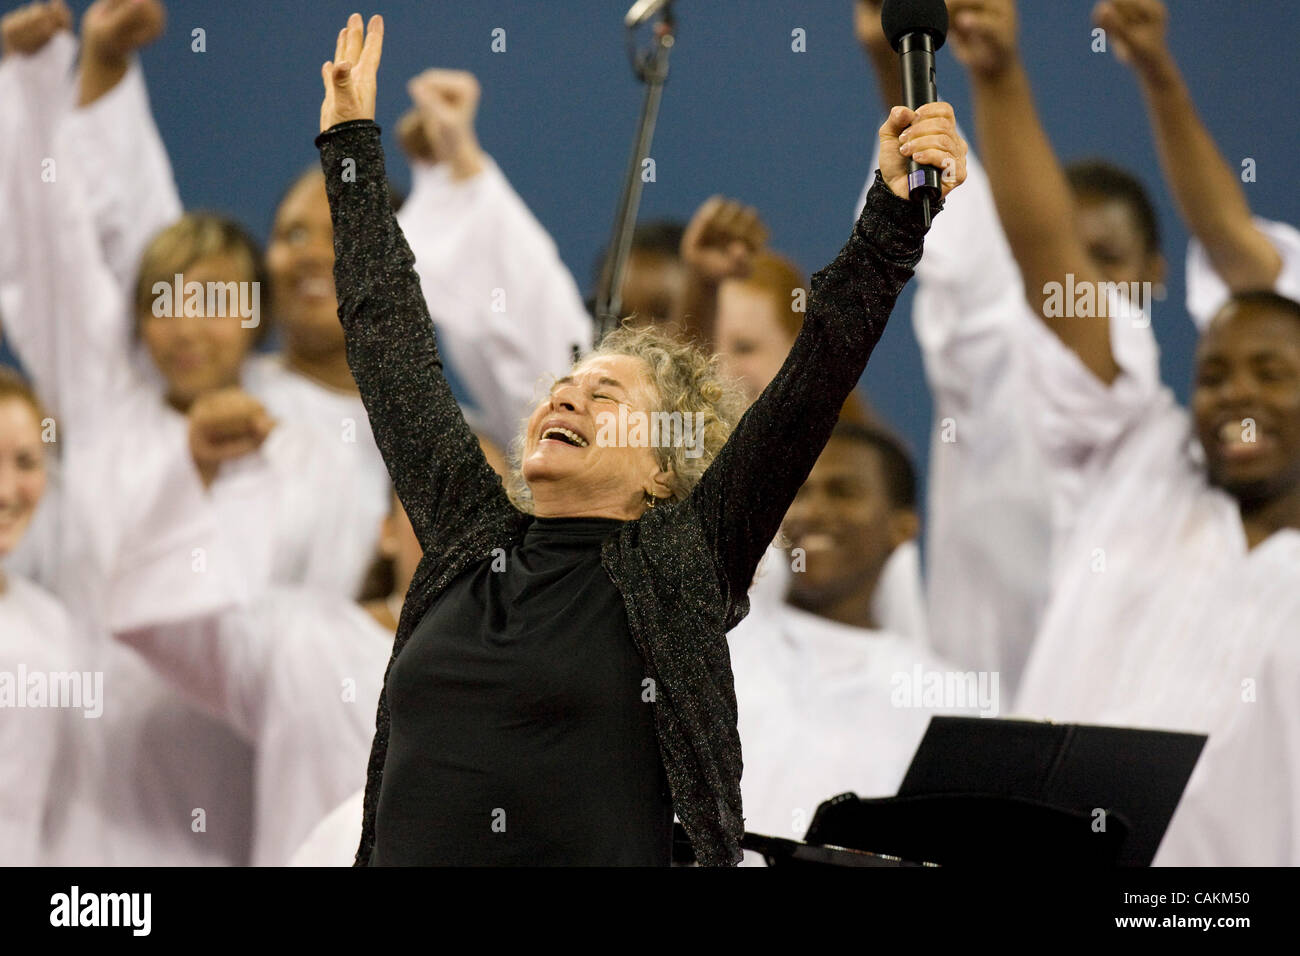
[319,12,384,134]
[879,101,968,202]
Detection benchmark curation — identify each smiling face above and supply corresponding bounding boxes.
[267,171,342,358]
[521,354,672,519]
[139,252,256,410]
[1193,299,1300,506]
[0,396,48,559]
[782,436,916,615]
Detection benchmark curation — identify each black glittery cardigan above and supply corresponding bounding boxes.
[315,120,937,866]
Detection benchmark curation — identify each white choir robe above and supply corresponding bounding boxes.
[398,156,592,454]
[1155,624,1300,866]
[40,421,258,866]
[859,141,1052,697]
[1185,217,1300,331]
[0,33,76,336]
[289,787,365,867]
[0,43,253,866]
[0,575,80,865]
[728,601,978,865]
[112,590,392,867]
[1010,286,1300,866]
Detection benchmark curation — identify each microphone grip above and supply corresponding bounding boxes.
[898,32,941,221]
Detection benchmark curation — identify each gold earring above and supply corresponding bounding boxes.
[645,493,657,509]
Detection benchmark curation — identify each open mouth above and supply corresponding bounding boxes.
[791,532,837,554]
[1215,419,1275,460]
[540,426,589,448]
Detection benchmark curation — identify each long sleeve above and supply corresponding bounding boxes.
[113,613,271,743]
[689,172,933,615]
[53,57,183,294]
[398,156,591,451]
[1185,216,1300,332]
[315,121,514,555]
[0,36,140,435]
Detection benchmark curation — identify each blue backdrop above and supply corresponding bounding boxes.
[5,0,1299,496]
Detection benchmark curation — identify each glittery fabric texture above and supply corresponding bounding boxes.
[315,120,935,867]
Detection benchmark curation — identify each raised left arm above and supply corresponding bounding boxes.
[689,105,965,611]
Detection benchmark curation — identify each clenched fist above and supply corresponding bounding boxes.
[81,0,165,62]
[681,198,768,285]
[945,0,1019,80]
[188,388,275,487]
[401,69,486,180]
[1093,0,1172,80]
[1,0,71,58]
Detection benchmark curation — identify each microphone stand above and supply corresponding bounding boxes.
[592,4,676,344]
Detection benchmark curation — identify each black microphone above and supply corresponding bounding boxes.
[881,0,949,226]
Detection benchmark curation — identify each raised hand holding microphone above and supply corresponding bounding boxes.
[880,0,950,225]
[880,101,967,204]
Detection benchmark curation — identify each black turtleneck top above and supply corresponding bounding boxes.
[372,515,674,866]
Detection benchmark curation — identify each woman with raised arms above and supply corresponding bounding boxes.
[316,13,965,866]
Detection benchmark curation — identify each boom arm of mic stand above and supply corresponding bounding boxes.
[593,20,675,344]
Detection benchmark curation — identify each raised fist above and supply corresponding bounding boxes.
[80,0,166,64]
[405,68,486,180]
[946,0,1019,79]
[1,0,72,58]
[681,197,768,285]
[1093,0,1170,75]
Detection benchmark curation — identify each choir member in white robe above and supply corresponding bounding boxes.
[728,423,982,865]
[0,370,80,865]
[939,0,1300,865]
[0,20,256,866]
[852,1,1221,699]
[1009,291,1300,866]
[855,145,1051,687]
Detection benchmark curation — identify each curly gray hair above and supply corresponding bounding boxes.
[504,323,749,514]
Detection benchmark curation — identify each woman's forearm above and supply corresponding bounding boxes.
[692,173,930,597]
[315,120,503,550]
